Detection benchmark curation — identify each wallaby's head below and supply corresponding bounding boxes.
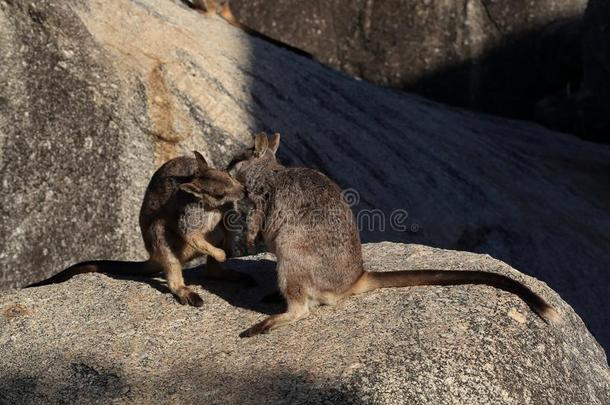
[179,151,245,208]
[228,132,281,182]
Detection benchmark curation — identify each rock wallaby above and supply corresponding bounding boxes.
[28,152,252,306]
[229,133,560,337]
[183,0,312,58]
[185,0,235,19]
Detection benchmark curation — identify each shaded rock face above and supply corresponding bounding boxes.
[231,0,587,126]
[1,243,609,404]
[1,0,610,354]
[537,0,610,141]
[582,0,610,112]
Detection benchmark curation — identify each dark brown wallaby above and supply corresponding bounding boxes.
[229,133,560,337]
[28,152,251,306]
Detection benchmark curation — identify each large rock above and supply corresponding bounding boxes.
[1,0,610,353]
[1,243,609,403]
[582,0,610,118]
[537,0,610,141]
[0,0,253,289]
[231,0,587,122]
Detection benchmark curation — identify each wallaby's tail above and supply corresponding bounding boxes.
[350,270,560,324]
[26,260,158,288]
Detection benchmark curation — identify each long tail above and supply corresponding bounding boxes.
[26,260,158,288]
[349,270,560,324]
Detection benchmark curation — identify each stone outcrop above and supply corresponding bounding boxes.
[1,243,609,404]
[231,0,587,125]
[537,0,610,141]
[1,0,610,354]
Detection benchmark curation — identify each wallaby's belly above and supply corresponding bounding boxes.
[264,168,365,295]
[178,203,223,236]
[271,223,363,297]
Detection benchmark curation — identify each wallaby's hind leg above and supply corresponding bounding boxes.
[151,222,203,307]
[239,276,309,337]
[160,256,204,307]
[239,299,309,337]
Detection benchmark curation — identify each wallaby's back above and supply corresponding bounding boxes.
[139,156,198,251]
[268,167,363,289]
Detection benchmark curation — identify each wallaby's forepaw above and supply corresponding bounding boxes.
[239,319,272,338]
[178,288,204,307]
[212,249,227,263]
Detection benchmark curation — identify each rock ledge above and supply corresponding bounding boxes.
[1,243,608,404]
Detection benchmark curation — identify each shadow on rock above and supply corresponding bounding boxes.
[101,258,284,316]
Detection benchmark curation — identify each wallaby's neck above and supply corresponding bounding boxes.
[242,158,283,218]
[246,157,282,186]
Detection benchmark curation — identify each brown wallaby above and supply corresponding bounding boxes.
[184,0,227,17]
[28,151,252,306]
[229,133,560,337]
[183,0,313,58]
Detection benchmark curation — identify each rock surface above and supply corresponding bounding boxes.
[1,243,609,404]
[231,0,587,123]
[582,0,610,121]
[537,0,610,141]
[1,0,610,353]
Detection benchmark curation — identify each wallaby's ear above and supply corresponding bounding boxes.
[254,132,268,157]
[268,133,280,155]
[179,182,203,198]
[193,151,208,172]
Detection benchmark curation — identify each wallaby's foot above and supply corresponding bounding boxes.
[158,253,204,307]
[239,303,309,338]
[240,318,272,337]
[177,286,204,307]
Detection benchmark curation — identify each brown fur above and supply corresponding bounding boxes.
[230,133,560,337]
[27,152,252,306]
[186,0,221,16]
[184,0,313,58]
